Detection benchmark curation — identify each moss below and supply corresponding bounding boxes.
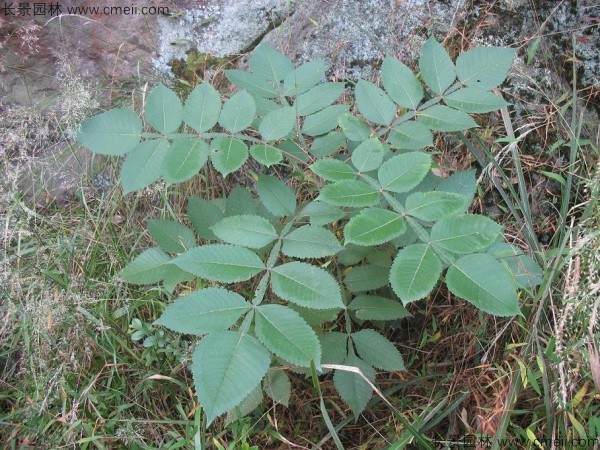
[169,49,232,90]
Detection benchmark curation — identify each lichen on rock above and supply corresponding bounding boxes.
[154,0,294,76]
[261,0,468,80]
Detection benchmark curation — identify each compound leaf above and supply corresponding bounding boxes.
[318,180,380,207]
[338,113,371,141]
[510,254,544,290]
[355,79,396,126]
[333,351,375,418]
[366,249,391,267]
[226,386,263,425]
[302,104,349,137]
[419,37,456,95]
[254,97,280,117]
[257,175,296,217]
[418,105,478,132]
[211,215,277,249]
[445,87,510,113]
[255,304,321,367]
[183,81,222,133]
[226,186,258,217]
[121,139,169,194]
[188,197,223,241]
[338,244,371,266]
[378,152,432,193]
[381,56,423,109]
[345,264,389,293]
[310,131,347,158]
[282,225,343,258]
[279,139,310,163]
[76,108,142,156]
[387,121,433,150]
[162,138,209,184]
[456,46,517,90]
[192,331,270,426]
[259,106,296,141]
[320,332,349,367]
[290,305,340,328]
[225,69,279,98]
[148,219,197,253]
[431,214,503,253]
[436,169,477,207]
[446,253,521,316]
[210,137,248,177]
[405,191,470,221]
[219,90,256,133]
[310,159,356,182]
[302,201,345,226]
[391,226,418,248]
[155,288,250,334]
[348,295,410,321]
[145,83,183,134]
[294,82,345,116]
[271,261,343,309]
[352,329,405,371]
[263,370,292,407]
[344,208,406,246]
[283,59,326,96]
[249,44,294,81]
[351,138,385,172]
[173,244,265,282]
[249,144,283,167]
[162,263,195,292]
[120,247,170,284]
[389,243,442,304]
[486,243,543,289]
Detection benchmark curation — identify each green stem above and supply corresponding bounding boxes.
[310,362,345,450]
[558,37,582,245]
[251,208,300,306]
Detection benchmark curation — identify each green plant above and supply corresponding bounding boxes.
[129,317,190,365]
[75,39,543,427]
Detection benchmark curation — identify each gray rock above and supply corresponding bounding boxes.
[261,0,468,80]
[152,0,598,94]
[152,0,468,81]
[497,0,528,11]
[153,0,294,75]
[546,0,599,89]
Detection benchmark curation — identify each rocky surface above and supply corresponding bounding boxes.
[154,0,293,75]
[152,0,598,91]
[546,0,599,89]
[466,0,599,90]
[2,0,597,105]
[261,0,468,80]
[1,0,161,206]
[0,0,160,105]
[152,0,470,81]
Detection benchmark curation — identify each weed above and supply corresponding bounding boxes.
[2,9,598,448]
[75,40,543,445]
